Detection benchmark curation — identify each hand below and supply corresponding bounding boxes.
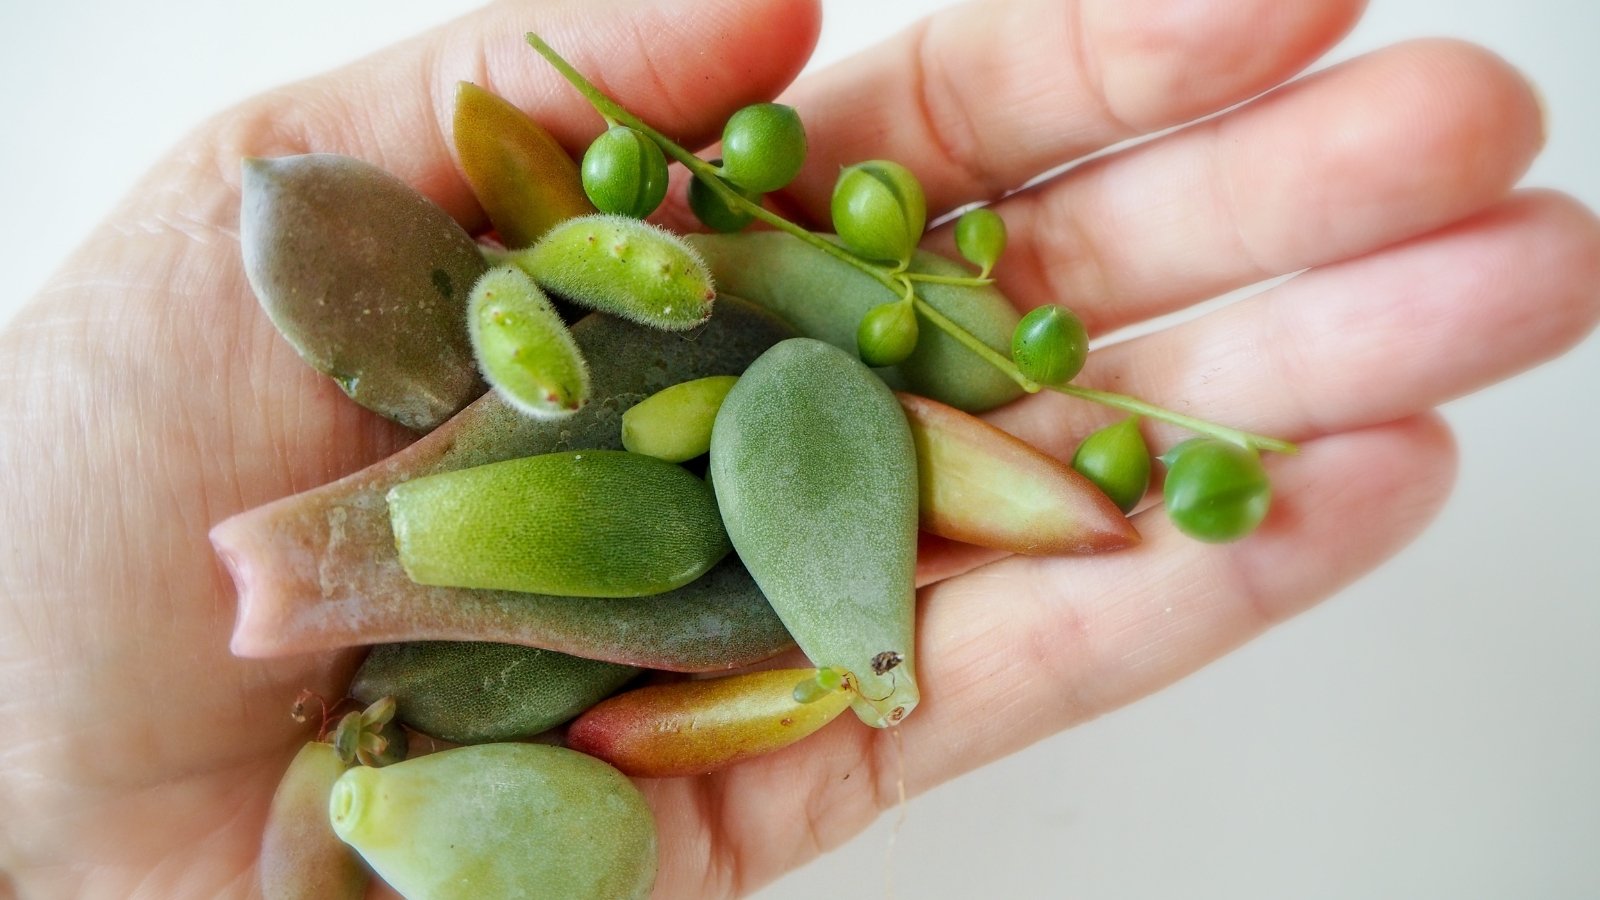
[1,0,1595,897]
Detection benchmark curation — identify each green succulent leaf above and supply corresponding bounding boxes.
[831,160,927,265]
[720,103,807,193]
[582,125,670,219]
[1011,304,1088,386]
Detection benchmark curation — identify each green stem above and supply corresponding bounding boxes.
[903,272,994,287]
[528,34,901,293]
[910,298,1038,392]
[1049,383,1299,455]
[528,33,1297,456]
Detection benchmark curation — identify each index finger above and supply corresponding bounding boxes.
[776,0,1364,220]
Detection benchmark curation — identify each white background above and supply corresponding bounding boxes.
[1,1,1595,897]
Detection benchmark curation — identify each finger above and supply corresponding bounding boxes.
[971,39,1544,334]
[144,0,821,229]
[984,189,1600,459]
[20,0,821,511]
[645,415,1457,897]
[775,0,1365,219]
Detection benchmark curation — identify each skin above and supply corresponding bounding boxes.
[0,0,1597,897]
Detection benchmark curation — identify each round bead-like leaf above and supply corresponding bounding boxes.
[1162,439,1272,542]
[582,126,669,219]
[855,301,919,368]
[1011,304,1088,386]
[1071,417,1152,514]
[688,164,760,233]
[954,207,1007,275]
[720,103,807,193]
[831,160,926,264]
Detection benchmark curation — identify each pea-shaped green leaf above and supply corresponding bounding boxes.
[567,668,853,778]
[468,266,588,418]
[511,214,714,330]
[689,232,1024,412]
[1071,417,1152,514]
[954,207,1006,277]
[260,742,367,900]
[688,164,760,233]
[831,160,926,264]
[351,641,637,744]
[1162,438,1272,542]
[239,154,486,431]
[390,449,729,596]
[855,300,919,367]
[217,298,797,671]
[582,126,669,219]
[711,338,920,728]
[720,103,807,193]
[329,743,655,900]
[621,375,739,462]
[453,82,594,249]
[1011,304,1088,386]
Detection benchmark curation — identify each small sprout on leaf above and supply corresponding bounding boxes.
[792,667,852,705]
[330,697,409,768]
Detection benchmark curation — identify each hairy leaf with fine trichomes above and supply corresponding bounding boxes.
[468,266,589,419]
[510,214,714,330]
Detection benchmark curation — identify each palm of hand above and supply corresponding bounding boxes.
[2,0,1596,897]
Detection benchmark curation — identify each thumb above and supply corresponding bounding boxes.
[154,0,823,228]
